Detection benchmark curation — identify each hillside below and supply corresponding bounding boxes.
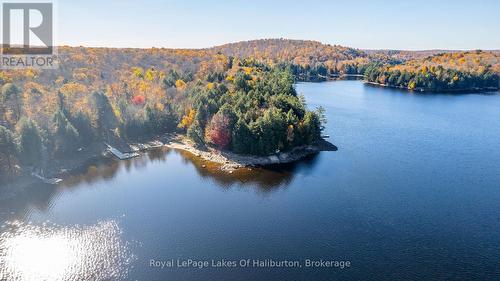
[397,50,500,74]
[212,39,365,63]
[364,50,500,92]
[364,49,500,63]
[211,39,371,79]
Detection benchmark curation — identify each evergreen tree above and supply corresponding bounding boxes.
[16,118,43,167]
[231,119,253,154]
[52,109,80,154]
[1,83,22,121]
[91,91,117,140]
[187,121,205,147]
[70,111,94,145]
[0,125,17,178]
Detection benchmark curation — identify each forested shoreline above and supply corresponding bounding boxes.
[0,50,325,183]
[1,39,500,183]
[364,51,499,92]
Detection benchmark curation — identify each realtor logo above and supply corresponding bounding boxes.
[2,2,53,54]
[1,1,56,69]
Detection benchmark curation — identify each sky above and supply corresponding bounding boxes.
[54,0,500,50]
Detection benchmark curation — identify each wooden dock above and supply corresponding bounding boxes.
[104,143,140,160]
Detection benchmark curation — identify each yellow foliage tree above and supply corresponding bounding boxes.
[145,68,156,81]
[178,109,196,129]
[175,79,186,90]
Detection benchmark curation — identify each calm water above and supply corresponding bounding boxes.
[1,81,500,280]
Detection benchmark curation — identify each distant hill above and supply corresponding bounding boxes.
[364,50,500,92]
[0,39,497,88]
[211,39,371,80]
[364,49,500,63]
[387,50,500,74]
[211,38,366,62]
[210,39,500,81]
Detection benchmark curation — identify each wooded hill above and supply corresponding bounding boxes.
[211,39,371,80]
[364,50,500,91]
[211,39,500,85]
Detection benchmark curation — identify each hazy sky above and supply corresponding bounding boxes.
[56,0,500,50]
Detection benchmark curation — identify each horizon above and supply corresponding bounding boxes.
[47,38,500,52]
[53,0,500,50]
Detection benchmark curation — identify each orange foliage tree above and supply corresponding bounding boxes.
[205,113,231,149]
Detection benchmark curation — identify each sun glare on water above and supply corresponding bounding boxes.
[0,220,134,281]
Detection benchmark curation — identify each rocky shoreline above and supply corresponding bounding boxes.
[0,134,336,192]
[163,135,336,172]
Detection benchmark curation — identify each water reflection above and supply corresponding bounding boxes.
[61,158,121,187]
[0,148,322,280]
[62,147,321,192]
[0,147,321,226]
[174,149,321,191]
[0,220,134,281]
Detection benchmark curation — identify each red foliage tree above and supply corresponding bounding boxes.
[132,95,145,105]
[205,113,231,149]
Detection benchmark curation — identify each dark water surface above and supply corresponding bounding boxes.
[1,81,499,280]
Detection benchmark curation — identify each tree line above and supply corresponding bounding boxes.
[0,59,324,182]
[363,51,500,92]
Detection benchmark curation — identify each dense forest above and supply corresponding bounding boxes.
[1,39,500,182]
[0,44,326,182]
[212,39,371,80]
[364,51,500,91]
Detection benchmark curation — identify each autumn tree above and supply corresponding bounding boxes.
[178,109,196,130]
[175,79,186,90]
[205,112,232,149]
[132,95,145,105]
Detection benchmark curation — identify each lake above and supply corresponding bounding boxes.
[1,81,499,280]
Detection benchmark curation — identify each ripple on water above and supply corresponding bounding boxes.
[0,220,135,281]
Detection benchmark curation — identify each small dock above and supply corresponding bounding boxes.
[104,143,140,160]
